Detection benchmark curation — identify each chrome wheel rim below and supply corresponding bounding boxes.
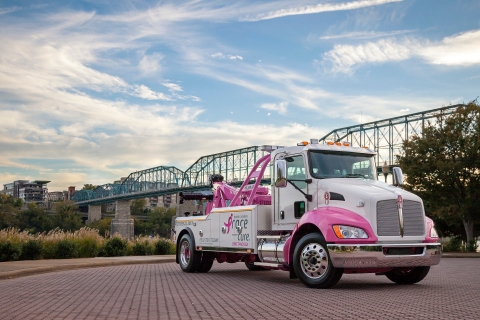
[300,242,329,280]
[180,240,191,267]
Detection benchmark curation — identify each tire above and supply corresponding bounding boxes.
[178,234,200,273]
[385,266,430,284]
[197,252,215,273]
[245,255,268,271]
[293,233,343,289]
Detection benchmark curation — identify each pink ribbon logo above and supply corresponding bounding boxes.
[224,214,233,234]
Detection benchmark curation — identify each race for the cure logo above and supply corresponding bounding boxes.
[223,213,233,234]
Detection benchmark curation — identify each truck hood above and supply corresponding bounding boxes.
[313,178,425,241]
[316,178,421,203]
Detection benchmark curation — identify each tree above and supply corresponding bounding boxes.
[397,101,480,244]
[148,207,176,237]
[82,184,97,190]
[130,198,147,215]
[0,195,20,230]
[54,200,82,231]
[17,203,54,233]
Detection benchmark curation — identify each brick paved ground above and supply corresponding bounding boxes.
[0,258,478,320]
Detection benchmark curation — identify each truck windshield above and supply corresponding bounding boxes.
[309,151,376,180]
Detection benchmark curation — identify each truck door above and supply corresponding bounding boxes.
[275,154,309,226]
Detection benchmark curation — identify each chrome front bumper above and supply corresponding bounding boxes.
[327,243,442,269]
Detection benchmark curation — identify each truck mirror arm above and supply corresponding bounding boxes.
[287,180,313,202]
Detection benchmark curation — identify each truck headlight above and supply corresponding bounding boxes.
[430,227,439,238]
[333,225,368,239]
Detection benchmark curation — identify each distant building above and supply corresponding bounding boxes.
[48,191,69,202]
[2,180,50,204]
[158,194,178,208]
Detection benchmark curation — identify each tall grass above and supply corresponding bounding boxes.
[0,227,175,261]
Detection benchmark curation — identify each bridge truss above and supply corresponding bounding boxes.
[319,104,462,167]
[72,147,268,205]
[182,146,268,187]
[73,104,464,205]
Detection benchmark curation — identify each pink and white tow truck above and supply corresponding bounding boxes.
[173,141,442,288]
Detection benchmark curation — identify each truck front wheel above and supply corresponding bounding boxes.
[178,234,200,273]
[385,266,430,284]
[293,233,343,289]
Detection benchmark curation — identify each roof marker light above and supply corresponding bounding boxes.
[335,142,342,146]
[343,142,350,146]
[297,141,309,146]
[327,141,334,145]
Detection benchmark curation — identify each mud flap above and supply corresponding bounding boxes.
[289,262,298,279]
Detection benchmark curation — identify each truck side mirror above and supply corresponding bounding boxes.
[392,167,404,187]
[275,160,287,188]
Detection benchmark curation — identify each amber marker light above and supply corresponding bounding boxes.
[335,142,342,146]
[343,142,350,146]
[333,225,344,238]
[327,141,334,145]
[297,141,309,146]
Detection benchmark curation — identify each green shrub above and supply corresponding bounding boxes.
[0,241,21,261]
[104,237,127,257]
[466,239,478,253]
[77,237,99,258]
[54,239,80,259]
[443,237,463,252]
[21,239,43,260]
[154,238,175,255]
[132,241,153,256]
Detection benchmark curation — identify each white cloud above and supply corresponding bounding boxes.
[162,82,183,92]
[419,29,480,66]
[261,102,289,115]
[132,85,171,101]
[0,6,21,15]
[323,38,413,73]
[319,29,415,40]
[322,29,480,73]
[241,0,403,21]
[139,53,164,76]
[212,52,243,60]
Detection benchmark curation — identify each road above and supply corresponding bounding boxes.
[0,259,478,320]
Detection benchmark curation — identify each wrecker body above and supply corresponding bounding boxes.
[173,141,442,288]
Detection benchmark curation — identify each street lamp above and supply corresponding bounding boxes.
[382,161,389,183]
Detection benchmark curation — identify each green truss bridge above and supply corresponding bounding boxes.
[72,104,462,206]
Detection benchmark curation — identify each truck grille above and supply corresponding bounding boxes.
[376,200,425,236]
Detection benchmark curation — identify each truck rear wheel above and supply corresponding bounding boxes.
[197,252,214,273]
[385,266,430,284]
[293,233,343,289]
[178,234,200,273]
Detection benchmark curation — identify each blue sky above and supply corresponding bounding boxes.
[1,0,479,191]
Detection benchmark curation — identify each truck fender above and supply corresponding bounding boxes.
[175,227,196,264]
[283,206,378,266]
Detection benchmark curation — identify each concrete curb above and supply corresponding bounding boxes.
[441,253,480,258]
[0,255,176,280]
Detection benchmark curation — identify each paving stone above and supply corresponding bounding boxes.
[0,259,478,319]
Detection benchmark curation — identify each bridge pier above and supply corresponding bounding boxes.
[87,205,102,224]
[110,200,134,239]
